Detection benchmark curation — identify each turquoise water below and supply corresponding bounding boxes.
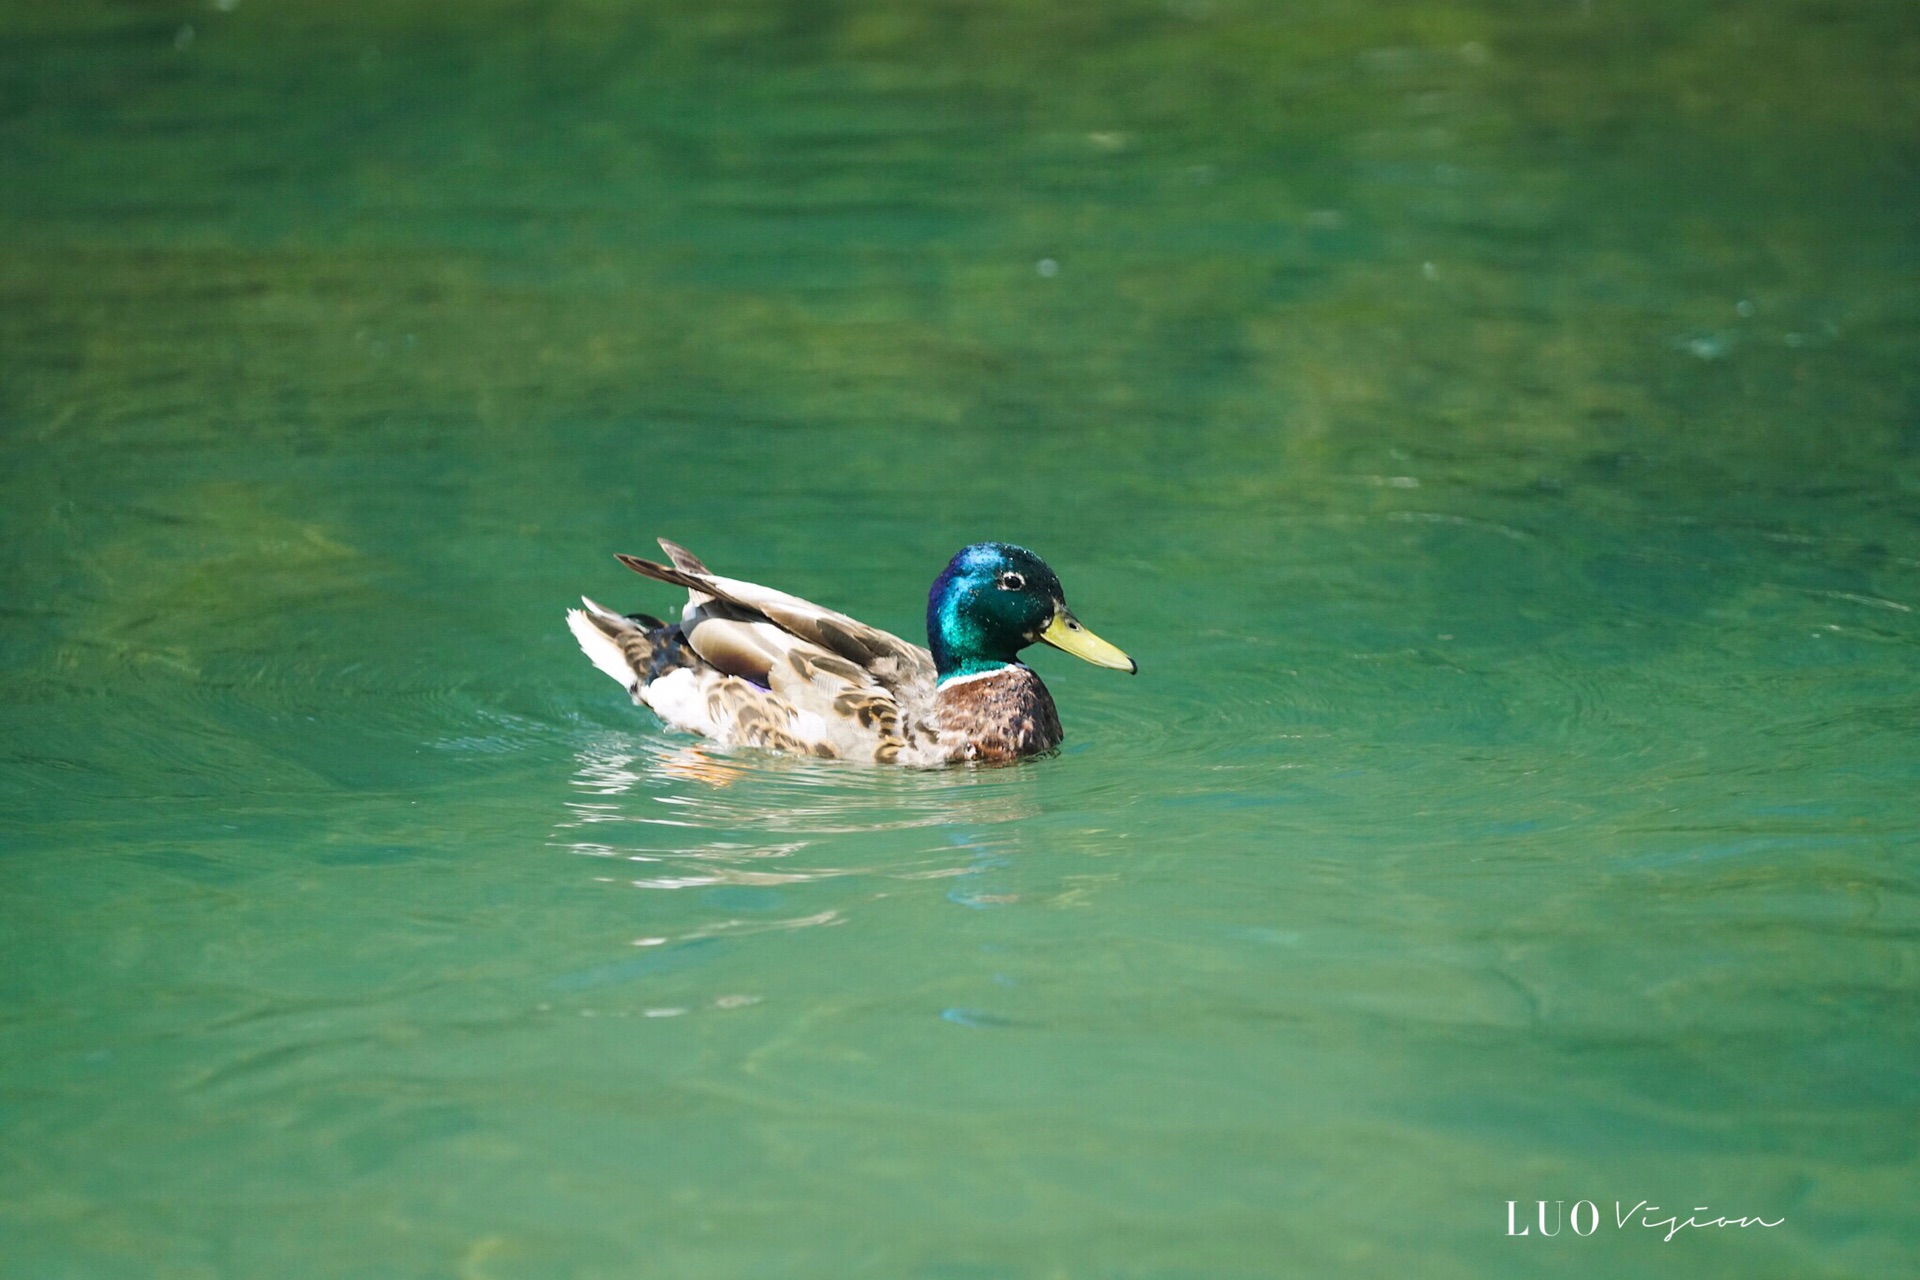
[3,1,1917,1276]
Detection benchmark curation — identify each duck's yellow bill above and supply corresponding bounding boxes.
[1041,609,1137,673]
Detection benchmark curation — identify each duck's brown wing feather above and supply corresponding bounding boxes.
[616,543,936,692]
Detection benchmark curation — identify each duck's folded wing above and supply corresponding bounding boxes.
[569,594,909,762]
[617,542,936,690]
[677,605,912,763]
[673,601,794,685]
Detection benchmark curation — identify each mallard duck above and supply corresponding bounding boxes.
[566,539,1135,765]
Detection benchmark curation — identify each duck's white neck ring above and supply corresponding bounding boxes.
[936,663,1023,690]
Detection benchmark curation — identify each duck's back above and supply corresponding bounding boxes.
[568,598,927,763]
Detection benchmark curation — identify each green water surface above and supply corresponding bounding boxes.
[3,2,1917,1277]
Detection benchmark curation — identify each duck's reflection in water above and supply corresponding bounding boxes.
[553,735,1041,901]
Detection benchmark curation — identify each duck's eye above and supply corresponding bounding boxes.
[997,572,1026,592]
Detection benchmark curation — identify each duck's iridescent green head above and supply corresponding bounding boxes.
[926,542,1136,683]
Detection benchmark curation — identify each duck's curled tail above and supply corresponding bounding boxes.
[565,597,699,698]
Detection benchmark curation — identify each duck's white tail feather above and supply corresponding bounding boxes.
[567,602,642,695]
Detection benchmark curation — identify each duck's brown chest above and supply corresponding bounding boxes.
[933,665,1064,762]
